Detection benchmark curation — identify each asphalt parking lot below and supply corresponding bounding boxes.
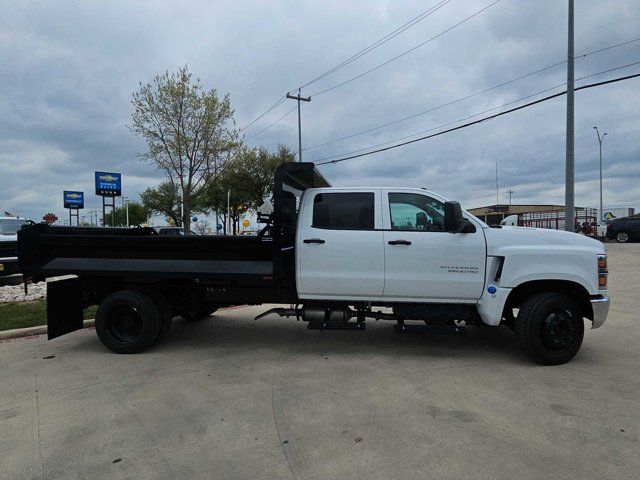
[1,243,638,480]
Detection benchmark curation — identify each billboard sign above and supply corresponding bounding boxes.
[95,171,122,197]
[63,191,84,209]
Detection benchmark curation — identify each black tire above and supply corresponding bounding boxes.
[95,290,162,354]
[180,304,218,321]
[145,290,173,342]
[515,292,584,365]
[616,231,630,243]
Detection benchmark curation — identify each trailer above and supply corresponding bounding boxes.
[501,208,602,236]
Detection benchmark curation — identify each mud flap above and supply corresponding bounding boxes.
[47,277,83,340]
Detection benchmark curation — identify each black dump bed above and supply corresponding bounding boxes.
[18,225,273,281]
[18,163,331,301]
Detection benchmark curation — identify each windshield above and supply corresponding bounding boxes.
[0,219,27,235]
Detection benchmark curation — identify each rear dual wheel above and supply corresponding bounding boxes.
[95,290,165,354]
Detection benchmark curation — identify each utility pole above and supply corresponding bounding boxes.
[227,189,231,235]
[286,89,311,162]
[123,197,130,227]
[507,189,514,205]
[564,0,575,232]
[593,126,607,221]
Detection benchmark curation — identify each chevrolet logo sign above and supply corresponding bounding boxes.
[67,193,82,199]
[99,175,118,182]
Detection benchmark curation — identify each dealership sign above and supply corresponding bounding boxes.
[63,191,84,209]
[95,171,122,197]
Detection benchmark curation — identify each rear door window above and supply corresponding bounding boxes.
[312,193,375,230]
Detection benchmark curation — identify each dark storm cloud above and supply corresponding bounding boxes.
[1,0,639,221]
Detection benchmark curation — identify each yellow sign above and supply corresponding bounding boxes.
[0,264,4,272]
[242,219,250,228]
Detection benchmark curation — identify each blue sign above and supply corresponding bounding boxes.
[216,224,223,231]
[63,191,84,209]
[95,171,122,197]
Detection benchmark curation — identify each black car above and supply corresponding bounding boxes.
[156,227,199,236]
[606,214,640,243]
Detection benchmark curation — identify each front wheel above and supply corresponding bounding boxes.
[515,292,584,365]
[616,231,630,243]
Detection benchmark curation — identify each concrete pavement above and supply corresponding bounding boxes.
[1,243,638,480]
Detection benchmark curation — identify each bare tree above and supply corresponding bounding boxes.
[194,218,211,235]
[130,66,238,232]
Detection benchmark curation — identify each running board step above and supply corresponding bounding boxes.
[307,322,366,331]
[393,324,466,335]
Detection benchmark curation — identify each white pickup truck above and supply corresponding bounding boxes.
[1,216,30,277]
[19,163,610,365]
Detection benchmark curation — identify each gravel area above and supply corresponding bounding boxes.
[0,281,46,303]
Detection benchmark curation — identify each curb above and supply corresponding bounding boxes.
[0,319,95,341]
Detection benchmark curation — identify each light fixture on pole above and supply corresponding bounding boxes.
[593,126,606,222]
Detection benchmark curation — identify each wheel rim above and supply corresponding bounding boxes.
[541,310,576,352]
[617,232,629,242]
[107,305,143,344]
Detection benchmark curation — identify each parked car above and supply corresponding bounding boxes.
[156,227,199,236]
[0,216,30,276]
[606,214,640,243]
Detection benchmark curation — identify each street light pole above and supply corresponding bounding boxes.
[593,126,607,222]
[564,0,575,232]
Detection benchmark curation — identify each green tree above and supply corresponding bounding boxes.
[111,201,149,227]
[140,181,184,227]
[201,144,295,234]
[130,66,238,233]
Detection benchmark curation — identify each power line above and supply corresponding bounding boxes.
[305,38,640,151]
[315,81,569,162]
[239,96,286,131]
[244,106,297,141]
[297,0,455,90]
[240,1,454,136]
[310,0,502,97]
[314,61,640,162]
[306,61,564,150]
[316,70,640,165]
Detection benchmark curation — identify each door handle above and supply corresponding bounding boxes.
[388,240,412,245]
[303,238,325,244]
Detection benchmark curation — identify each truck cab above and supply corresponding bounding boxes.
[296,188,485,302]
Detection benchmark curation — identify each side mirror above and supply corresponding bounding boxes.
[444,201,476,233]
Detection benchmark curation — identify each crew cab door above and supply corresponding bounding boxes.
[296,190,384,299]
[382,190,486,301]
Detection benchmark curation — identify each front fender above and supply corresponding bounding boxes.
[496,247,599,294]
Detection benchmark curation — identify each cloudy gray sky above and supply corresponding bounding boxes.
[1,0,639,222]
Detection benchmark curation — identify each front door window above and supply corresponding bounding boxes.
[388,193,445,232]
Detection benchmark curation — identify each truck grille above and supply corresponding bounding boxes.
[0,241,18,258]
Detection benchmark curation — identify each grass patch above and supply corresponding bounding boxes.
[0,299,97,331]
